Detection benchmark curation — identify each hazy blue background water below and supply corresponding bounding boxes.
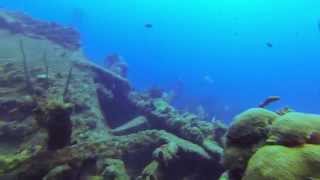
[1,0,320,122]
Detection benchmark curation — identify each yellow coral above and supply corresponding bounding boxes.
[243,145,320,180]
[268,112,320,146]
[227,108,279,145]
[223,108,279,175]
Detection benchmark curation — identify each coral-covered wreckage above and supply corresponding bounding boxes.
[1,10,320,180]
[0,10,226,180]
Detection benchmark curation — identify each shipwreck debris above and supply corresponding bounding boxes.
[19,39,34,95]
[34,100,73,150]
[63,63,74,102]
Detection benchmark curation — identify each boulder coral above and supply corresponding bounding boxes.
[243,145,320,180]
[222,109,320,180]
[222,108,279,179]
[226,108,279,146]
[268,112,320,147]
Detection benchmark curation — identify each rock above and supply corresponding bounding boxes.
[243,145,320,180]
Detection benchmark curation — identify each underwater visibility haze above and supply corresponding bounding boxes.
[1,0,320,121]
[0,0,320,179]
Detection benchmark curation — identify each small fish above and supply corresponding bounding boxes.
[70,8,86,26]
[266,42,273,48]
[276,106,293,116]
[144,23,153,28]
[259,96,280,108]
[211,116,216,123]
[203,75,215,84]
[9,108,19,114]
[317,19,320,32]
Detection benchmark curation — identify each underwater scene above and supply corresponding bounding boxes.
[0,0,319,179]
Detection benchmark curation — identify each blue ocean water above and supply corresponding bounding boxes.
[1,0,320,122]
